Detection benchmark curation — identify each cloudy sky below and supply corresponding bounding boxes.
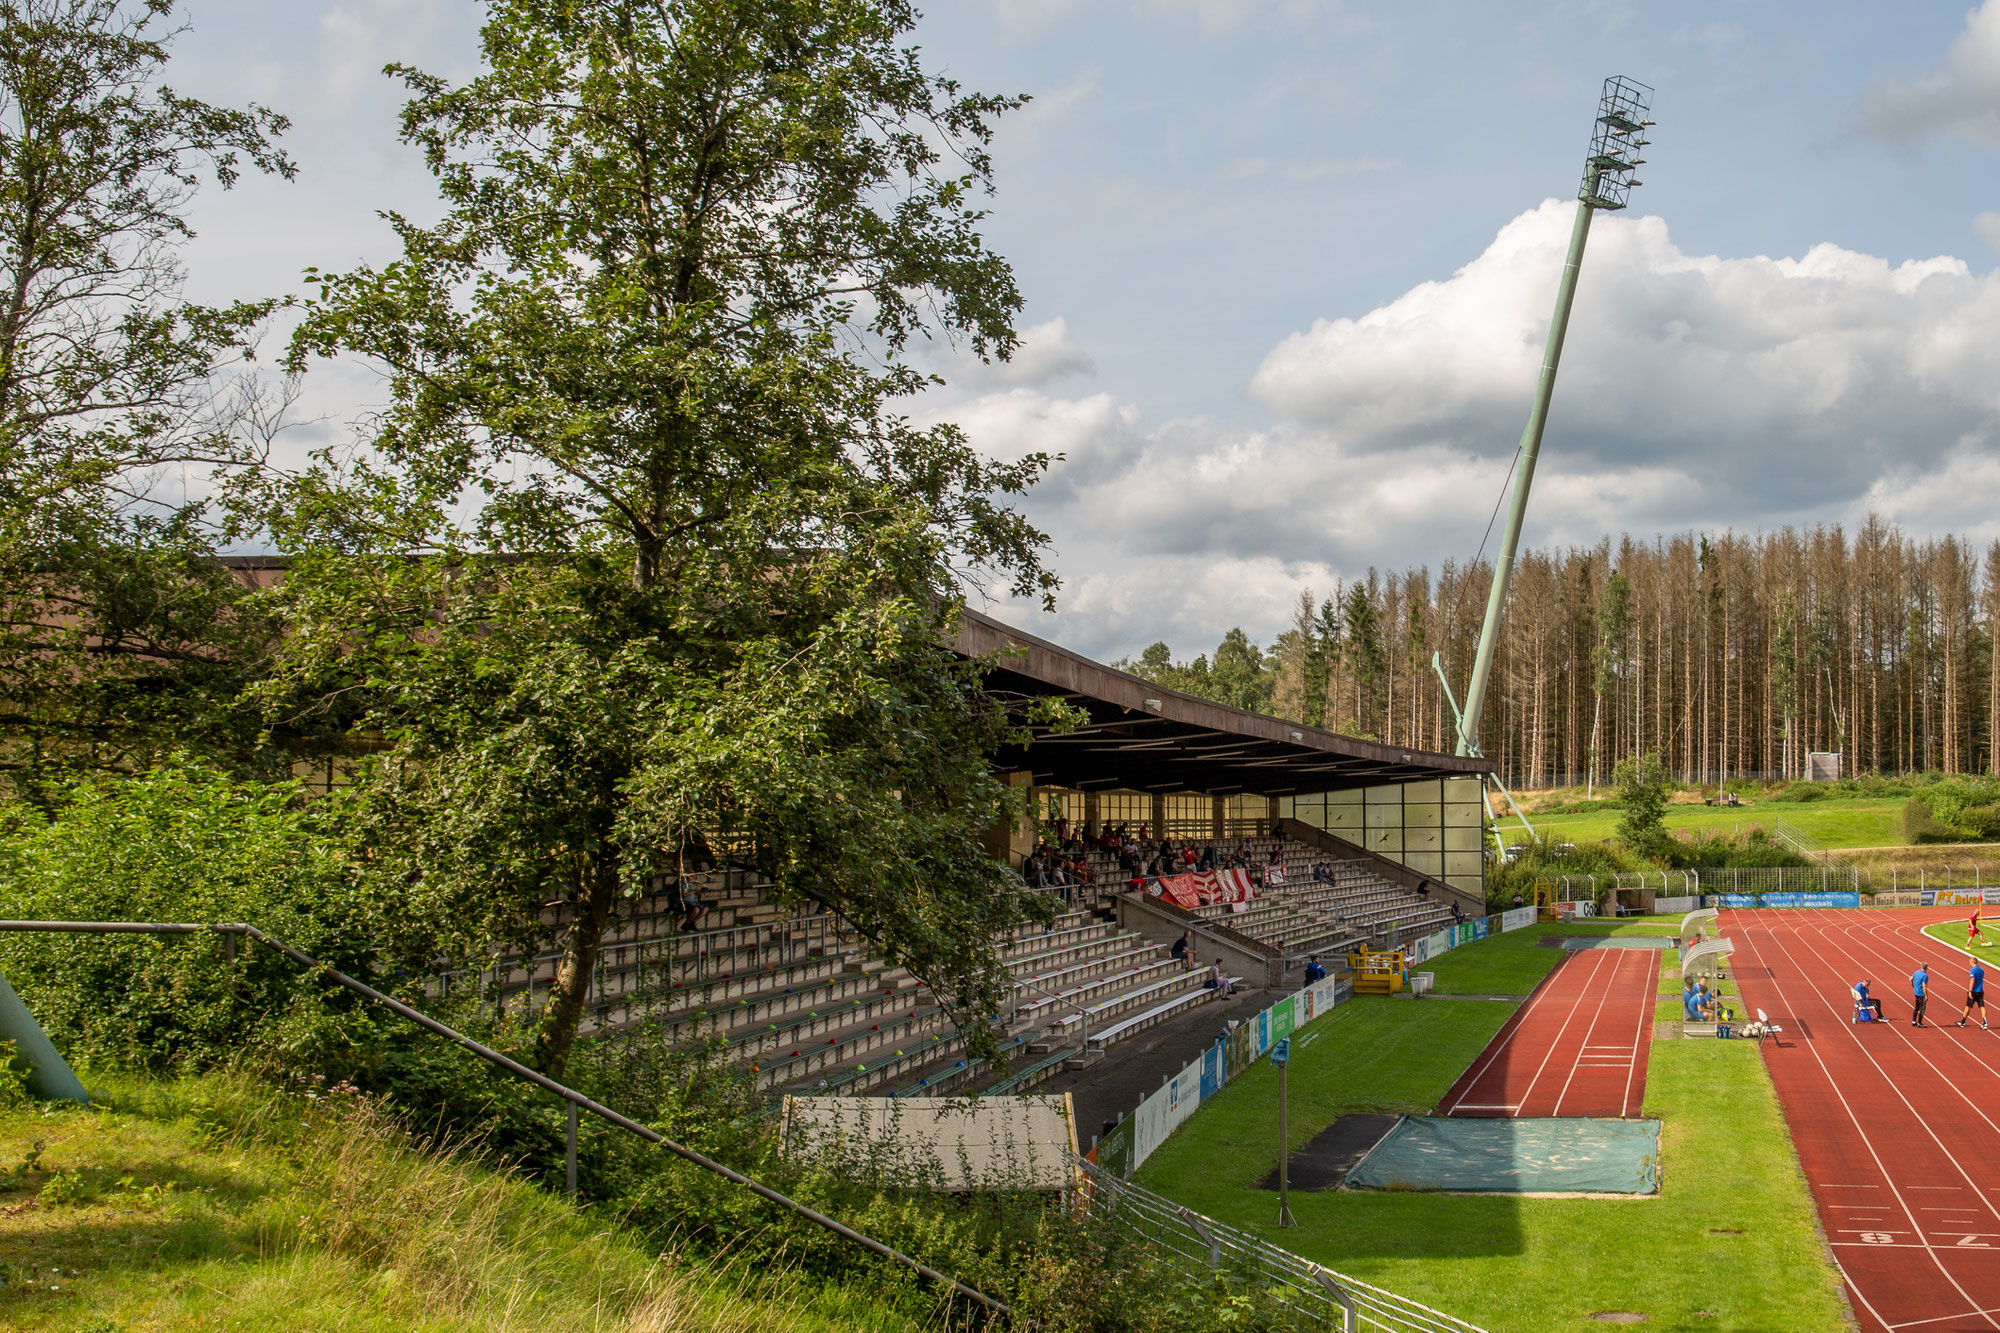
[165,0,2000,661]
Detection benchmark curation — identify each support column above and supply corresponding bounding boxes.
[1150,792,1168,840]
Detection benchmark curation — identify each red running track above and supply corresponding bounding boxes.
[1434,944,1657,1118]
[1731,906,2000,1333]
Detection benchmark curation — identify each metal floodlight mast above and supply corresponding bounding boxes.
[1454,75,1654,759]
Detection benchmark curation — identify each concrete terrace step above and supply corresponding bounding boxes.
[1011,942,1164,996]
[1087,984,1225,1049]
[1015,959,1195,1025]
[1045,971,1212,1038]
[752,998,958,1091]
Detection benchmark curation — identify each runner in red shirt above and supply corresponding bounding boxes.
[1972,907,1986,946]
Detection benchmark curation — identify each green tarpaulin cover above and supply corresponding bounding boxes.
[1345,1116,1659,1195]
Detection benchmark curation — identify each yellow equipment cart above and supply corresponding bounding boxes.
[1347,946,1406,995]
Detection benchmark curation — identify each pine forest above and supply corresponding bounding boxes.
[1125,516,2000,789]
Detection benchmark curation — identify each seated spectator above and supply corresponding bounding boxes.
[1681,980,1703,1022]
[1266,859,1287,888]
[1170,931,1192,964]
[1302,955,1327,984]
[1204,958,1235,997]
[677,883,707,932]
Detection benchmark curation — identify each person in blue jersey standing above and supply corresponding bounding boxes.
[1956,958,1988,1030]
[1911,963,1930,1028]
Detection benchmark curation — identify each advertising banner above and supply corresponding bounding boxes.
[1985,888,2000,906]
[1933,888,1985,907]
[1716,894,1757,909]
[1151,867,1256,911]
[1406,936,1430,963]
[1272,996,1297,1044]
[1200,1043,1222,1100]
[1426,929,1452,958]
[1655,895,1700,914]
[1797,892,1862,909]
[1760,893,1801,908]
[1473,917,1491,939]
[1502,906,1538,932]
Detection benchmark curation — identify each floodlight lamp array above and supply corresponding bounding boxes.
[1579,74,1653,211]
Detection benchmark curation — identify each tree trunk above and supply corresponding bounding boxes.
[537,853,622,1077]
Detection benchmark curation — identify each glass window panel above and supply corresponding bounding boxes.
[1405,802,1442,828]
[1445,851,1484,878]
[1444,802,1484,827]
[1365,801,1403,828]
[1444,825,1484,852]
[1397,779,1443,802]
[1368,827,1403,855]
[1327,788,1362,805]
[1404,827,1441,852]
[1404,852,1443,878]
[1444,778,1484,803]
[1324,805,1362,832]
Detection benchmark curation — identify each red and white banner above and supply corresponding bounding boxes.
[1152,868,1256,910]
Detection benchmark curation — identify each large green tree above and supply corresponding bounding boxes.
[0,0,294,798]
[270,0,1059,1073]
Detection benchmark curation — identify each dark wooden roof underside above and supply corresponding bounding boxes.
[956,609,1494,796]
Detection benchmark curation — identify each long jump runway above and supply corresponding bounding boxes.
[1729,906,2000,1333]
[1434,944,1656,1119]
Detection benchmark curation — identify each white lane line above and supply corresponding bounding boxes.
[1544,944,1624,1112]
[1441,957,1572,1114]
[1446,948,1604,1116]
[1735,910,1997,1332]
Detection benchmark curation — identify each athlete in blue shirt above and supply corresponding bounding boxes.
[1912,964,1930,1028]
[1956,960,1988,1029]
[1854,979,1883,1022]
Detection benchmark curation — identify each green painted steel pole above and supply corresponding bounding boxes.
[0,969,88,1103]
[1457,171,1600,757]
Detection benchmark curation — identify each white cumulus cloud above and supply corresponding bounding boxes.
[1854,0,2000,147]
[949,204,2000,661]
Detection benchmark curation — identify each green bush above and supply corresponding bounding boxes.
[1902,796,1958,844]
[0,762,379,1074]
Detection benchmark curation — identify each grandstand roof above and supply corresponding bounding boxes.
[955,609,1494,795]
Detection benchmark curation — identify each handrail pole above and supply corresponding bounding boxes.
[0,920,1007,1316]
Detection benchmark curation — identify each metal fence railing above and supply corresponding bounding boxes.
[1771,819,1869,891]
[1075,1156,1487,1333]
[432,911,864,1021]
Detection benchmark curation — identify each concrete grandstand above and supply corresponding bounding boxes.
[452,607,1495,1119]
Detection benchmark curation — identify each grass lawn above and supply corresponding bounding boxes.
[1922,919,2000,969]
[1135,947,1845,1331]
[1526,796,1901,849]
[0,1075,911,1333]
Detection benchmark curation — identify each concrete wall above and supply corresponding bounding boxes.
[1115,892,1284,990]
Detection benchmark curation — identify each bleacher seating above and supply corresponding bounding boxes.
[468,867,1236,1100]
[461,827,1461,1103]
[1071,831,1456,956]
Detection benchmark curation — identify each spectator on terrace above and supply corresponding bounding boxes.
[1199,843,1217,872]
[677,883,707,933]
[1450,902,1466,924]
[1204,958,1235,997]
[1303,956,1327,984]
[1170,931,1192,964]
[1055,815,1070,842]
